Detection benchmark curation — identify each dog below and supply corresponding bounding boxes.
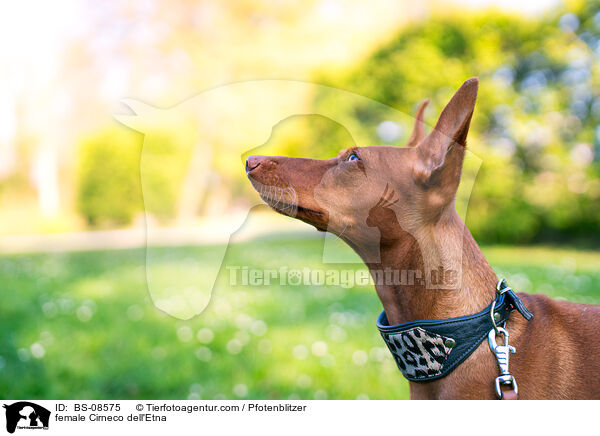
[245,77,600,399]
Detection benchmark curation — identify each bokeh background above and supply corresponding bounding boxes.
[1,0,599,399]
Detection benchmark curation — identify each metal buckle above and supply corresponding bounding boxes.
[490,278,514,333]
[496,277,512,294]
[495,374,518,399]
[488,326,517,399]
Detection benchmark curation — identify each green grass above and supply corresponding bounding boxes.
[1,237,598,400]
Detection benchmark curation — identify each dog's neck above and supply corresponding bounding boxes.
[361,207,497,325]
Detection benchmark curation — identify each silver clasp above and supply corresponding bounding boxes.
[488,327,515,374]
[488,327,518,398]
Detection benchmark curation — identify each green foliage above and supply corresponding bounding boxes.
[467,154,540,243]
[76,126,192,226]
[76,128,143,227]
[0,239,598,399]
[309,5,600,243]
[139,128,193,220]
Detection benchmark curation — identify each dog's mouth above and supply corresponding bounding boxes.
[262,196,323,218]
[256,184,327,230]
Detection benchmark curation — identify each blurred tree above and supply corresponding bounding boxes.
[308,4,600,243]
[76,128,143,226]
[76,125,195,226]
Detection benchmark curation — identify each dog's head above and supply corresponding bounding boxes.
[246,78,478,261]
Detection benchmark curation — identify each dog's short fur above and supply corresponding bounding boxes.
[246,78,600,399]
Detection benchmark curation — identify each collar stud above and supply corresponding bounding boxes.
[444,338,456,348]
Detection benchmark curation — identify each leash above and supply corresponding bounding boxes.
[376,278,533,399]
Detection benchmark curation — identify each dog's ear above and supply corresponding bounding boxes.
[413,78,478,200]
[405,99,429,148]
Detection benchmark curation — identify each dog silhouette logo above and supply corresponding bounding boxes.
[2,402,50,433]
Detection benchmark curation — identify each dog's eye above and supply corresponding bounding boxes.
[348,152,359,162]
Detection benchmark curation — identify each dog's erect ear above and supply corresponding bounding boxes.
[405,99,429,148]
[413,78,478,197]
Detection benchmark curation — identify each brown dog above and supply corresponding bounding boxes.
[246,78,600,399]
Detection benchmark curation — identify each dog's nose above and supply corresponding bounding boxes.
[245,155,263,174]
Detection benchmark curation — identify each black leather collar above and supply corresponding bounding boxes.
[376,281,533,382]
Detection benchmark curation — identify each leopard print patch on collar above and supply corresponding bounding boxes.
[380,327,454,379]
